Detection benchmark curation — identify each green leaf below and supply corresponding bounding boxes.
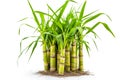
[46,2,68,25]
[83,13,112,25]
[66,11,73,21]
[83,13,103,25]
[28,36,40,61]
[68,27,76,37]
[19,36,38,56]
[28,0,41,29]
[101,22,115,37]
[76,27,83,34]
[47,4,58,18]
[35,11,51,17]
[79,1,87,21]
[22,23,36,29]
[83,9,99,19]
[39,12,45,30]
[92,39,98,50]
[84,26,100,39]
[67,18,76,32]
[56,34,62,39]
[70,0,77,3]
[35,11,56,22]
[18,23,36,35]
[18,27,21,35]
[83,40,90,57]
[54,21,63,31]
[20,37,29,53]
[57,0,69,21]
[18,41,35,59]
[85,22,115,37]
[83,10,99,18]
[42,32,55,37]
[33,28,39,33]
[105,14,112,21]
[25,41,35,54]
[17,17,28,22]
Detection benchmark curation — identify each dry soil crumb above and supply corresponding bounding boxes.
[36,71,90,77]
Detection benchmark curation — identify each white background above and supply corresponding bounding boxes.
[0,0,120,80]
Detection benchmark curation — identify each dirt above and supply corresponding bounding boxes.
[36,71,90,77]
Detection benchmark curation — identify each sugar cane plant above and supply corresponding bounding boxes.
[18,0,115,75]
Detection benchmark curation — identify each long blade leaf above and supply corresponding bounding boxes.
[85,26,100,39]
[92,39,98,50]
[83,13,112,25]
[57,0,69,21]
[47,4,58,18]
[79,1,87,21]
[18,17,28,22]
[28,36,40,61]
[83,40,90,57]
[39,12,45,30]
[28,0,41,29]
[18,41,35,59]
[85,22,115,37]
[83,9,99,19]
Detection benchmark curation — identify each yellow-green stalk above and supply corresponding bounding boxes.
[77,47,79,70]
[43,43,49,72]
[50,44,56,71]
[71,40,77,71]
[58,48,65,75]
[47,49,50,70]
[65,44,70,72]
[57,50,60,72]
[79,40,84,71]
